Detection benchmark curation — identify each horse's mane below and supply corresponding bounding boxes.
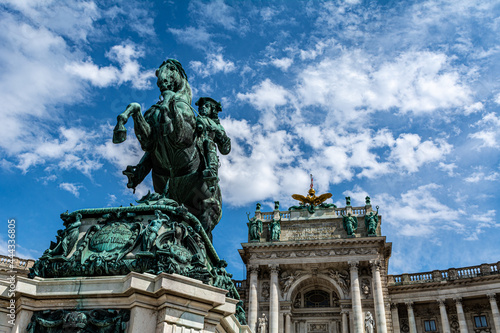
[158,59,192,104]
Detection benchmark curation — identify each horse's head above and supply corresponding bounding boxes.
[156,59,192,101]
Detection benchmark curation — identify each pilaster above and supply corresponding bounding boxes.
[391,303,400,333]
[406,302,417,333]
[438,299,450,333]
[488,294,500,333]
[454,298,468,333]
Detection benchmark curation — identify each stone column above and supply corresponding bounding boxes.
[270,264,280,333]
[454,298,468,333]
[406,302,417,333]
[349,261,363,333]
[391,303,401,333]
[341,309,349,333]
[285,313,292,333]
[438,299,451,333]
[371,260,388,333]
[488,294,500,333]
[248,265,259,332]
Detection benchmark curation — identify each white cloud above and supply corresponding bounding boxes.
[468,112,500,149]
[15,127,97,173]
[465,210,498,241]
[468,131,498,149]
[0,13,85,154]
[296,51,472,122]
[299,39,337,60]
[495,93,500,105]
[2,0,100,43]
[59,182,83,197]
[168,26,213,50]
[464,102,484,115]
[190,53,236,78]
[66,43,155,89]
[464,171,499,183]
[189,0,237,31]
[388,134,452,173]
[270,57,293,71]
[377,184,463,237]
[438,162,457,176]
[237,79,289,111]
[260,7,279,21]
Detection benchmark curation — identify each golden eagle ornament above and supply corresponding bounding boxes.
[291,174,332,206]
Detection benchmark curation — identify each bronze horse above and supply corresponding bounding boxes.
[112,59,230,240]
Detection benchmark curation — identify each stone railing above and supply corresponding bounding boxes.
[259,206,368,220]
[0,255,35,271]
[387,262,500,286]
[233,279,246,289]
[260,211,291,220]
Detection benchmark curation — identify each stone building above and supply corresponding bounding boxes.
[1,193,499,333]
[236,194,500,333]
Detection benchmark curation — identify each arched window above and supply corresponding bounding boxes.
[304,290,330,308]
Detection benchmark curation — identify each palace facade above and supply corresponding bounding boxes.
[1,197,499,333]
[235,197,500,333]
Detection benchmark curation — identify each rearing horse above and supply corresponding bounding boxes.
[112,59,227,240]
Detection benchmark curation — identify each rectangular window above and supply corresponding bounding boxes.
[424,320,437,331]
[474,315,488,328]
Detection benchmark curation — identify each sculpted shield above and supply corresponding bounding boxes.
[80,222,141,264]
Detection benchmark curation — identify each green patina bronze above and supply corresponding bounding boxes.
[364,206,379,236]
[27,309,130,333]
[247,212,263,242]
[29,58,246,326]
[112,59,230,240]
[289,202,337,214]
[341,212,358,236]
[269,217,281,241]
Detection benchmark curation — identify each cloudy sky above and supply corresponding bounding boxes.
[1,0,499,279]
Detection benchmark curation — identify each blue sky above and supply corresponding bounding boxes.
[1,0,499,280]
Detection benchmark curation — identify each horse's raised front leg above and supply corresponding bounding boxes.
[113,103,142,144]
[113,102,153,151]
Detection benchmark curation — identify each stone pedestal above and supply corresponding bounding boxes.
[1,272,250,333]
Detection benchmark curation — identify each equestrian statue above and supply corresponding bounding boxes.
[112,59,231,240]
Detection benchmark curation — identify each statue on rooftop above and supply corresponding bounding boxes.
[364,206,379,236]
[247,212,263,242]
[112,59,230,240]
[269,217,281,241]
[341,212,358,236]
